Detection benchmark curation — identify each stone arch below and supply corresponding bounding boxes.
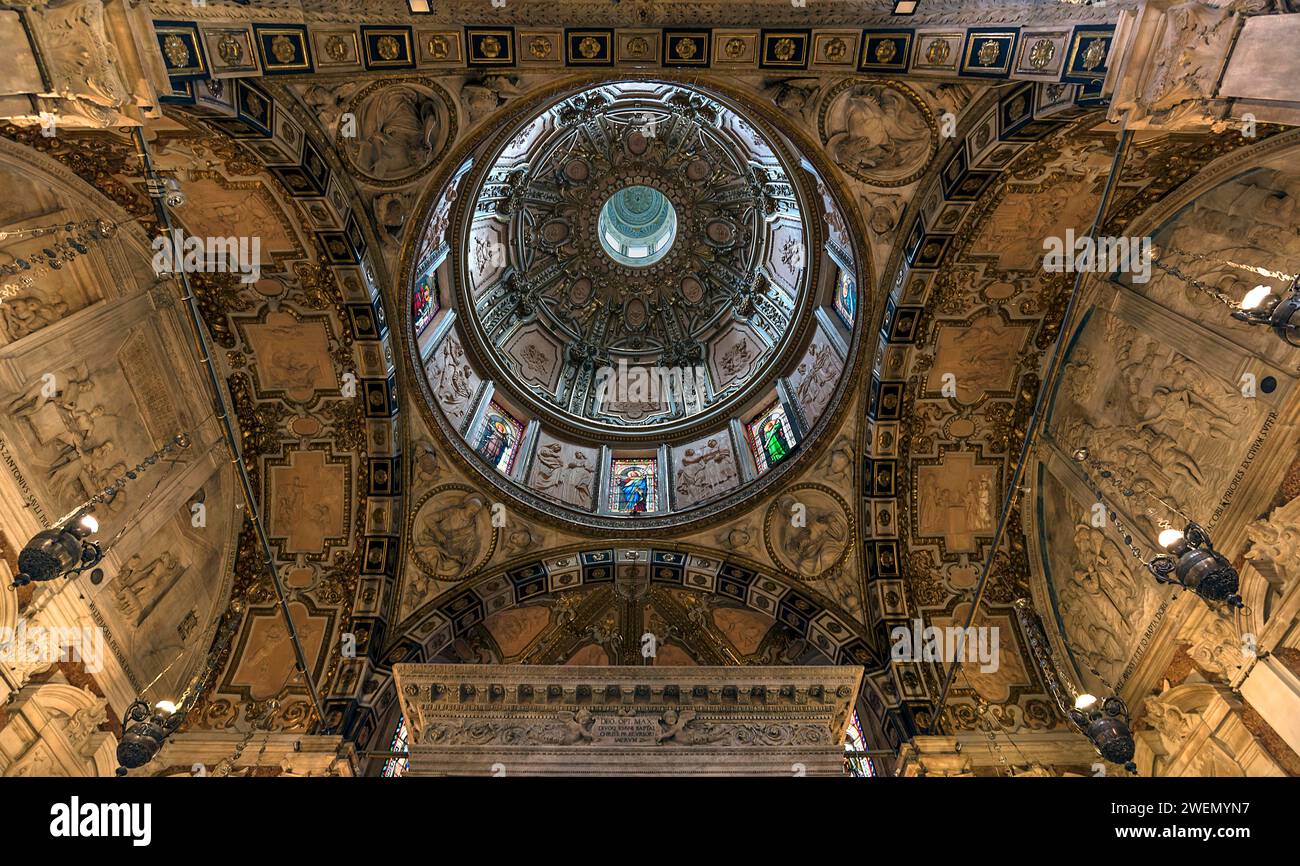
[1,681,117,777]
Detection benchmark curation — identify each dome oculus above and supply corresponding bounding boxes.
[598,185,678,266]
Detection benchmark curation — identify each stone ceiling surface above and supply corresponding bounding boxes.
[1,0,1298,779]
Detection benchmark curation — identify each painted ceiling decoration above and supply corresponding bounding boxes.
[1,0,1299,786]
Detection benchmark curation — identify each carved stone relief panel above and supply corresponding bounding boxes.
[1049,308,1268,537]
[337,80,455,185]
[786,324,842,429]
[227,601,330,702]
[670,432,740,509]
[525,431,599,511]
[764,484,852,580]
[245,313,340,400]
[764,216,806,297]
[708,321,766,395]
[171,176,299,265]
[2,324,187,525]
[466,217,508,299]
[925,313,1029,405]
[89,471,234,700]
[1134,162,1300,370]
[267,449,348,555]
[408,484,497,581]
[502,321,564,395]
[1039,469,1164,690]
[929,602,1029,704]
[817,79,937,187]
[0,200,104,342]
[425,329,481,432]
[916,450,996,553]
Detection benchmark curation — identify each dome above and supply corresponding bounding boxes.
[410,80,861,527]
[458,81,811,434]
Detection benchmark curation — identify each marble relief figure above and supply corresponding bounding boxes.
[820,81,935,186]
[112,551,186,623]
[343,84,449,182]
[412,490,491,579]
[0,294,69,341]
[673,438,739,508]
[528,435,598,510]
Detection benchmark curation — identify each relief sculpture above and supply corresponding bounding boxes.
[671,435,739,509]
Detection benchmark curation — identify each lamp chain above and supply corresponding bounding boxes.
[1070,446,1189,562]
[1149,255,1241,311]
[84,433,191,511]
[0,218,126,298]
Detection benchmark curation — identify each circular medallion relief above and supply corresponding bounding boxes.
[818,79,937,187]
[764,485,854,580]
[339,80,455,185]
[409,485,498,580]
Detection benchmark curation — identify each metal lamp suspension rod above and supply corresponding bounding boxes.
[129,128,328,730]
[928,128,1132,732]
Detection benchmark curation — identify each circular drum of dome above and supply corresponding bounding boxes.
[406,80,866,529]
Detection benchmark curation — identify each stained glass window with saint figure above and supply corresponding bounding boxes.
[474,402,524,475]
[834,267,856,327]
[381,715,410,777]
[413,269,439,335]
[609,456,658,514]
[745,400,797,474]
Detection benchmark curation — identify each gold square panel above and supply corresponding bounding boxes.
[418,30,462,65]
[519,29,562,65]
[616,30,659,64]
[811,31,857,68]
[203,27,258,76]
[911,31,962,73]
[313,30,361,69]
[1014,29,1067,78]
[713,30,757,65]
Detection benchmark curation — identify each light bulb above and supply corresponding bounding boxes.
[1241,285,1273,311]
[154,700,178,715]
[1158,528,1185,549]
[78,514,99,534]
[1074,693,1098,711]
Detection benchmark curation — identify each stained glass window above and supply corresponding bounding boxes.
[844,709,875,777]
[474,402,524,475]
[745,400,797,474]
[609,456,658,514]
[834,267,856,327]
[381,715,410,777]
[413,269,439,335]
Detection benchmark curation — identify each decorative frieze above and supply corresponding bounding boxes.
[394,663,862,776]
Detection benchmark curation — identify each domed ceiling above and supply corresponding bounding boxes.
[408,80,862,528]
[463,82,806,433]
